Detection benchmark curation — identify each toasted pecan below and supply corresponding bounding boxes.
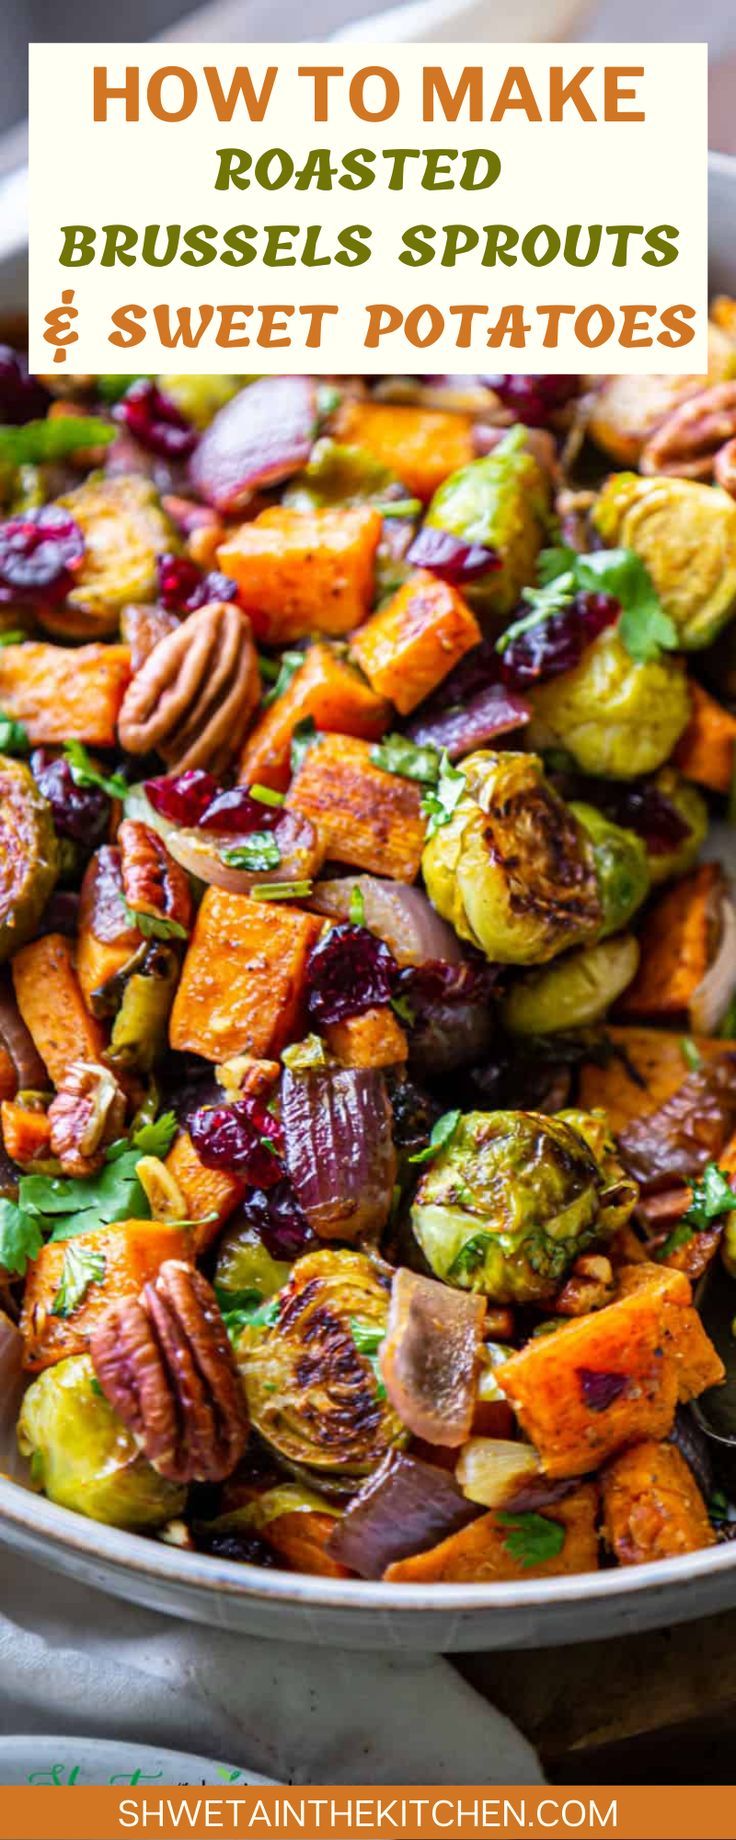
[118,819,192,933]
[47,1059,127,1177]
[117,601,260,775]
[640,381,736,481]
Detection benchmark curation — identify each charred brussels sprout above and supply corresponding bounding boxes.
[53,474,176,635]
[17,1354,185,1527]
[570,803,650,937]
[502,934,640,1036]
[424,425,550,613]
[528,628,691,779]
[284,439,401,510]
[410,1109,633,1306]
[0,756,58,962]
[236,1248,406,1475]
[422,750,602,966]
[593,473,736,650]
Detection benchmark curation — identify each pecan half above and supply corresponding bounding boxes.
[121,604,180,673]
[118,819,192,932]
[117,601,260,775]
[90,1260,249,1483]
[640,382,736,480]
[48,1059,127,1177]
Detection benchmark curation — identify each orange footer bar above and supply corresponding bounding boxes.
[0,1785,735,1840]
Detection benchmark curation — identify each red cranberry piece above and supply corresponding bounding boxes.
[242,1178,313,1261]
[189,1095,284,1187]
[144,769,220,826]
[597,781,691,856]
[0,506,84,604]
[484,375,578,427]
[30,748,110,845]
[156,552,237,615]
[306,923,398,1027]
[114,381,197,461]
[500,590,619,689]
[406,526,500,584]
[0,350,50,425]
[198,786,282,834]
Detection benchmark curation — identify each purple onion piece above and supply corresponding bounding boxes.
[328,1452,480,1579]
[189,376,317,514]
[577,1368,628,1413]
[407,683,531,759]
[406,525,500,584]
[281,1065,397,1240]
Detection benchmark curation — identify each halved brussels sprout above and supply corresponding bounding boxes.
[528,628,691,779]
[215,1217,292,1301]
[410,1108,633,1306]
[284,439,401,510]
[424,425,550,613]
[158,375,251,429]
[593,473,736,650]
[501,933,640,1036]
[422,750,601,965]
[570,803,650,936]
[51,474,177,635]
[17,1354,185,1527]
[0,756,58,962]
[236,1248,406,1475]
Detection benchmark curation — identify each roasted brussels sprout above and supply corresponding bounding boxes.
[17,1354,185,1527]
[422,750,602,965]
[215,1216,292,1301]
[0,756,58,962]
[502,933,640,1035]
[570,803,650,936]
[528,628,691,779]
[50,474,176,636]
[410,1109,634,1306]
[237,1248,406,1474]
[593,473,736,650]
[158,375,249,429]
[424,425,550,613]
[284,439,400,510]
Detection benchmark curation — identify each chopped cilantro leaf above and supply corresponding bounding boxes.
[0,1198,42,1277]
[64,741,128,800]
[0,712,29,755]
[497,1511,566,1568]
[409,1108,461,1166]
[370,733,440,785]
[220,833,282,873]
[421,752,465,838]
[52,1243,107,1318]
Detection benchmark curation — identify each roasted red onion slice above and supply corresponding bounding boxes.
[380,1269,486,1448]
[618,1054,736,1190]
[310,876,462,969]
[327,1451,480,1579]
[0,971,48,1089]
[691,886,736,1035]
[407,683,531,759]
[189,377,317,513]
[165,810,321,894]
[281,1066,396,1241]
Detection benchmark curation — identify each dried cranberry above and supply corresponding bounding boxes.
[484,374,578,427]
[157,552,238,615]
[114,381,197,460]
[577,1368,627,1413]
[144,769,220,826]
[30,748,110,845]
[242,1177,313,1261]
[189,1096,283,1188]
[599,781,691,857]
[397,958,498,1010]
[0,506,84,604]
[406,526,500,584]
[500,591,619,689]
[409,637,501,727]
[0,350,50,425]
[195,1525,281,1567]
[198,786,282,835]
[306,924,398,1026]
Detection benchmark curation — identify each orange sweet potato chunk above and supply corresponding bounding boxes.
[384,1484,599,1583]
[616,1262,725,1401]
[264,1510,350,1578]
[674,682,736,794]
[238,643,390,793]
[578,1028,736,1135]
[0,1102,51,1166]
[165,1129,246,1253]
[350,571,481,715]
[217,507,381,645]
[12,934,105,1089]
[601,1439,716,1566]
[617,863,719,1022]
[76,848,142,1015]
[286,734,425,882]
[20,1221,189,1369]
[332,400,475,502]
[169,889,322,1063]
[0,642,130,746]
[324,1005,408,1069]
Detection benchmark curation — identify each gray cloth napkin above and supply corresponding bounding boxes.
[0,1548,542,1784]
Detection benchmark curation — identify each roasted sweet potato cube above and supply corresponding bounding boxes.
[217,506,381,645]
[76,847,142,1015]
[0,642,130,747]
[324,1005,408,1069]
[20,1220,189,1369]
[165,1129,246,1253]
[616,1262,725,1401]
[169,889,322,1063]
[601,1439,716,1565]
[674,682,736,794]
[286,734,425,882]
[350,571,481,715]
[497,1291,682,1477]
[263,1509,350,1578]
[12,934,105,1089]
[617,864,720,1022]
[332,400,475,502]
[384,1484,599,1583]
[0,1101,51,1166]
[578,1028,736,1134]
[238,642,390,793]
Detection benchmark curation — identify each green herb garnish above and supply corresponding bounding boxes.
[448,1231,494,1281]
[219,834,282,874]
[253,880,313,901]
[18,1112,177,1247]
[0,712,29,755]
[350,1318,386,1400]
[64,741,128,800]
[52,1243,107,1318]
[371,733,441,785]
[290,717,319,775]
[498,544,679,666]
[656,1161,736,1260]
[260,650,305,709]
[0,417,115,466]
[497,1511,566,1568]
[0,1197,42,1277]
[214,1286,280,1346]
[680,1037,702,1071]
[420,751,465,837]
[248,784,286,808]
[409,1108,461,1166]
[348,884,366,926]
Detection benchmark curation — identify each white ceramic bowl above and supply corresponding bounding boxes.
[0,155,734,1652]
